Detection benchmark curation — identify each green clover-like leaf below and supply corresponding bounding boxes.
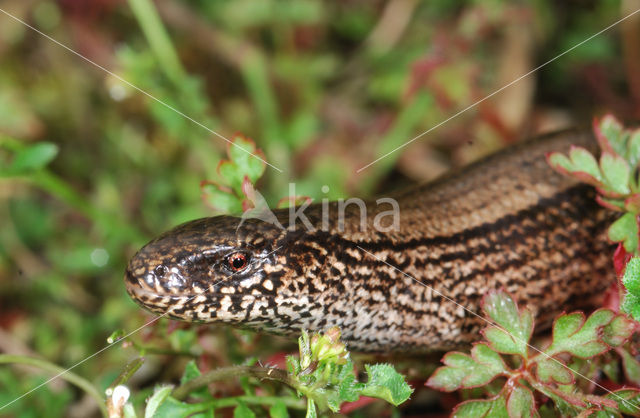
[452,395,509,418]
[595,114,626,157]
[602,315,635,347]
[606,389,640,417]
[360,364,413,406]
[622,293,640,322]
[600,152,631,195]
[227,135,266,185]
[506,384,536,418]
[609,213,639,254]
[427,344,507,391]
[481,290,533,358]
[545,310,615,358]
[535,357,574,385]
[547,147,603,187]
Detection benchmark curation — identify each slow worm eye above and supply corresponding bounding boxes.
[227,252,248,272]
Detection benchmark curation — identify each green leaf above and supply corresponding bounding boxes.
[628,128,640,169]
[361,363,413,406]
[547,149,603,187]
[622,292,640,322]
[619,347,640,386]
[597,114,627,157]
[602,315,635,347]
[269,400,289,418]
[545,309,615,358]
[227,136,266,185]
[481,291,533,358]
[234,402,256,418]
[201,181,243,214]
[144,386,173,418]
[305,398,317,418]
[452,396,509,418]
[609,213,639,254]
[153,396,211,418]
[606,389,640,416]
[600,152,631,195]
[427,344,507,391]
[506,384,535,418]
[536,357,574,384]
[9,142,59,174]
[623,258,640,296]
[179,361,211,399]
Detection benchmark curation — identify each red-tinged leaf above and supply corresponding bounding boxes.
[481,290,533,359]
[628,128,640,169]
[594,115,624,156]
[217,159,244,192]
[544,309,615,358]
[595,195,625,212]
[200,180,242,213]
[584,394,617,409]
[626,194,640,214]
[536,357,574,385]
[600,152,631,195]
[608,213,639,254]
[547,148,603,187]
[614,243,633,278]
[544,384,588,408]
[506,383,535,418]
[617,347,640,387]
[426,344,508,392]
[602,314,635,347]
[451,395,508,418]
[606,388,640,416]
[226,134,266,184]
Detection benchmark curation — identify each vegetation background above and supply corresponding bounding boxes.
[0,0,639,416]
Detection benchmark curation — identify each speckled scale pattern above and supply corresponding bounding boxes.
[125,129,616,353]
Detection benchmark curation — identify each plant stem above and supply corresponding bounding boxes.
[127,0,186,83]
[209,395,306,410]
[172,365,294,401]
[0,354,108,418]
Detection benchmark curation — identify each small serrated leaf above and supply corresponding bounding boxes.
[570,146,604,182]
[609,213,639,254]
[605,389,640,416]
[201,181,243,213]
[628,128,640,169]
[427,344,507,391]
[600,153,631,195]
[536,357,574,385]
[619,347,640,387]
[622,292,640,322]
[595,114,625,156]
[482,290,533,358]
[623,258,640,296]
[602,315,635,347]
[545,309,615,358]
[452,396,509,418]
[625,194,640,214]
[228,136,266,185]
[506,384,536,418]
[361,363,413,406]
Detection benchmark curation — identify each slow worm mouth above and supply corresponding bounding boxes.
[124,280,275,303]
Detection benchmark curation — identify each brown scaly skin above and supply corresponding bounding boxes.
[125,129,616,353]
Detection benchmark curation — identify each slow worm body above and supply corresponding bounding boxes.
[125,130,614,352]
